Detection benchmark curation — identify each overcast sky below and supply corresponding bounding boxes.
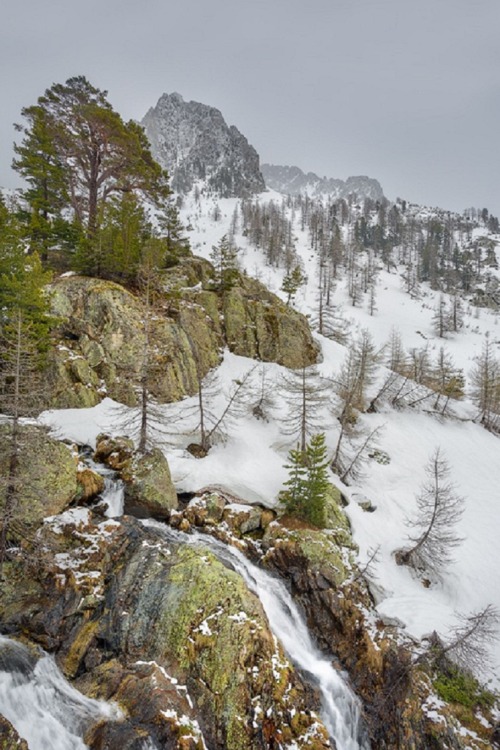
[2,0,499,214]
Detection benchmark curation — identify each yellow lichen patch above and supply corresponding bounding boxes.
[62,619,99,679]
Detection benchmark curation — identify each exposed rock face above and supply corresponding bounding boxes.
[142,93,266,197]
[48,275,213,408]
[261,163,384,201]
[47,262,318,408]
[165,491,497,750]
[223,275,319,368]
[0,511,330,750]
[0,425,78,535]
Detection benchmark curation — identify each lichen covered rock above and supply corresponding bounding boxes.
[94,436,177,518]
[48,275,217,408]
[223,275,319,368]
[122,448,178,518]
[0,511,330,750]
[47,265,318,409]
[0,425,78,535]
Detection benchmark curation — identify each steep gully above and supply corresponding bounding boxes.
[0,463,369,750]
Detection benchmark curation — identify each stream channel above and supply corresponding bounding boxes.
[0,462,370,750]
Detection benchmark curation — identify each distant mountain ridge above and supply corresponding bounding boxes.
[141,93,265,198]
[261,163,384,201]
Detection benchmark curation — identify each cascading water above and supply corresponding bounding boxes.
[0,636,121,750]
[144,521,370,750]
[82,454,125,517]
[101,471,125,518]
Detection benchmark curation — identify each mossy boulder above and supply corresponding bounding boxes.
[77,467,105,501]
[222,503,263,535]
[0,425,78,534]
[122,448,178,518]
[94,434,134,469]
[94,436,177,518]
[263,522,351,589]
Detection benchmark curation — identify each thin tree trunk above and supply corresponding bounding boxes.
[0,313,22,578]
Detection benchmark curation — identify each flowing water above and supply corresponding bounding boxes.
[0,454,369,750]
[84,455,125,517]
[145,521,370,750]
[0,636,121,750]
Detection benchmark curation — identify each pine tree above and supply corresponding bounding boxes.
[12,104,69,261]
[159,200,190,268]
[0,211,53,574]
[303,433,330,527]
[13,76,171,275]
[210,234,240,291]
[281,434,330,527]
[281,265,307,305]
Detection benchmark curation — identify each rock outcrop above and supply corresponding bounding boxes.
[261,163,384,202]
[0,511,330,750]
[142,93,266,198]
[47,260,319,408]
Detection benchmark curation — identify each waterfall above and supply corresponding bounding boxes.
[101,474,125,518]
[0,636,121,750]
[144,522,370,750]
[83,454,125,517]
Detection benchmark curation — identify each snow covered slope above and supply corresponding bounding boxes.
[42,187,500,691]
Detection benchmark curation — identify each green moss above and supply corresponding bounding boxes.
[434,666,496,711]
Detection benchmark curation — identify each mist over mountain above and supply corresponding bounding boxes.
[141,92,265,198]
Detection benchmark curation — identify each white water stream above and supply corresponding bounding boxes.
[145,521,370,750]
[0,636,121,750]
[85,456,125,517]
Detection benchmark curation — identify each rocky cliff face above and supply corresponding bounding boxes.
[142,93,266,198]
[261,163,384,201]
[47,259,319,409]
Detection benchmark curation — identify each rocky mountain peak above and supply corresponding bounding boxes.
[261,163,384,201]
[142,93,265,198]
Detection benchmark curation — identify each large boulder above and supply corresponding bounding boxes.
[122,448,178,518]
[222,275,319,368]
[0,425,78,535]
[94,436,177,518]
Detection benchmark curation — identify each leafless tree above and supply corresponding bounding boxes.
[433,605,500,673]
[396,448,464,574]
[470,333,500,432]
[279,365,332,453]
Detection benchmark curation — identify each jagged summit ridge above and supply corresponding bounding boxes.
[142,93,266,198]
[261,163,384,201]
